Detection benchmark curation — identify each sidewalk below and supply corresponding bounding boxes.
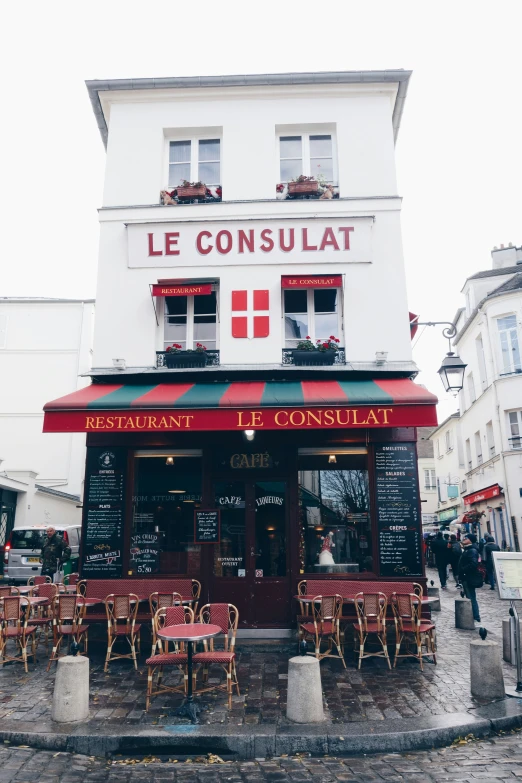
[1,568,521,757]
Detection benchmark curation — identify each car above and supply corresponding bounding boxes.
[3,525,81,584]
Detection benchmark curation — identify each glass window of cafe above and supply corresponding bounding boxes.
[298,451,373,575]
[131,454,202,575]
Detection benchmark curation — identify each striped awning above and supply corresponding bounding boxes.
[43,379,437,433]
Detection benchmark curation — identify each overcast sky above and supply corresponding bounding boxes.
[2,0,520,421]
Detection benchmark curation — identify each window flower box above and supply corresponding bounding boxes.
[288,178,319,196]
[165,343,207,368]
[176,182,207,201]
[291,350,336,366]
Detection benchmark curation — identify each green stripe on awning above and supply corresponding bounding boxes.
[261,382,305,406]
[336,380,394,405]
[173,383,232,408]
[87,385,158,409]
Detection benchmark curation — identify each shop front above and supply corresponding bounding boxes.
[462,484,510,547]
[43,378,437,629]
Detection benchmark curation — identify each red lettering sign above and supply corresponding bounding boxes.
[281,276,343,288]
[464,484,502,506]
[152,284,212,297]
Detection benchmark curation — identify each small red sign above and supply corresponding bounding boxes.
[152,283,212,297]
[281,275,342,289]
[463,484,502,506]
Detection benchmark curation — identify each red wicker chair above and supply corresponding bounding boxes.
[353,592,391,669]
[47,595,88,669]
[149,592,183,657]
[193,603,240,708]
[28,575,51,587]
[391,592,437,670]
[104,594,141,672]
[299,594,346,668]
[0,596,37,672]
[145,605,194,711]
[30,583,59,649]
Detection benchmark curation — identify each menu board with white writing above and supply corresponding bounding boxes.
[195,510,220,544]
[82,448,126,577]
[375,443,423,577]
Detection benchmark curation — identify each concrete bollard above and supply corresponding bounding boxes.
[470,639,505,699]
[502,617,521,664]
[428,585,441,611]
[51,655,89,723]
[286,655,324,723]
[427,586,440,598]
[455,598,475,630]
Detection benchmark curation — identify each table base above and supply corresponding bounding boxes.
[174,698,200,723]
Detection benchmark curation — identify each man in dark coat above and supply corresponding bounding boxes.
[458,534,482,622]
[449,534,462,586]
[430,531,450,589]
[40,527,71,580]
[483,534,500,590]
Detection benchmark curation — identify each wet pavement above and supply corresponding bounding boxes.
[0,567,518,728]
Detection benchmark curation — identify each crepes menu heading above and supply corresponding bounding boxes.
[375,443,423,577]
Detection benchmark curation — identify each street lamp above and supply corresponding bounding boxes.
[414,320,467,394]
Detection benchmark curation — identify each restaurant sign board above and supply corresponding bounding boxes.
[463,484,501,506]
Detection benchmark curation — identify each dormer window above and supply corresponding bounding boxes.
[168,138,221,188]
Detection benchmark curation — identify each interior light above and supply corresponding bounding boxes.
[266,525,276,531]
[182,499,195,503]
[244,430,255,441]
[328,455,337,464]
[314,525,324,531]
[168,490,186,494]
[166,456,174,466]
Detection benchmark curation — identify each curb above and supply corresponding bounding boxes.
[1,702,521,758]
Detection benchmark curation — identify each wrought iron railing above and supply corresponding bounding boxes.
[156,350,220,368]
[282,348,346,365]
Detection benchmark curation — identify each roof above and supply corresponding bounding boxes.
[86,69,412,149]
[467,265,521,281]
[35,484,81,502]
[417,426,435,458]
[455,272,522,345]
[427,412,460,438]
[0,298,95,304]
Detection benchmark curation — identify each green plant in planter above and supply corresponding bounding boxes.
[316,336,340,352]
[165,342,207,354]
[296,337,316,351]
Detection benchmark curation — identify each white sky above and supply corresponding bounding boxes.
[1,0,521,423]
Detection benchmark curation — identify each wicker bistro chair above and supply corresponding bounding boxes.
[145,605,195,711]
[47,595,88,670]
[353,592,391,669]
[0,596,37,672]
[30,583,59,649]
[28,575,51,587]
[149,592,183,657]
[104,594,141,672]
[299,595,346,668]
[391,592,437,670]
[64,573,80,586]
[192,604,240,708]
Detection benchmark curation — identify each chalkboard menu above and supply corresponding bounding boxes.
[82,448,126,577]
[129,533,160,575]
[374,443,423,577]
[195,510,220,544]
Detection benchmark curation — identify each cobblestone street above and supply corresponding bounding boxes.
[0,568,519,728]
[1,730,522,782]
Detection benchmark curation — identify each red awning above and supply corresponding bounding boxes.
[463,484,502,506]
[43,379,438,433]
[281,275,342,288]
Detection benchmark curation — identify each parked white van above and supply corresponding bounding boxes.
[3,525,81,584]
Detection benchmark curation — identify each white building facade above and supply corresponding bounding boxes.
[42,71,439,629]
[428,414,466,528]
[451,244,522,548]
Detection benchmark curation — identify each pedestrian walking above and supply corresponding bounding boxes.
[458,534,483,623]
[483,534,500,590]
[40,526,71,581]
[449,534,462,586]
[430,531,450,589]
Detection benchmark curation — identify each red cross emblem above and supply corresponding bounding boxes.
[231,290,270,338]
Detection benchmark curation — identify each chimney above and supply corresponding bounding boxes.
[491,243,519,269]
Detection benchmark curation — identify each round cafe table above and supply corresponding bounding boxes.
[156,623,221,724]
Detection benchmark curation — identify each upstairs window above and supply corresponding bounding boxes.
[508,411,522,450]
[498,315,521,375]
[164,291,218,351]
[279,134,335,183]
[445,430,453,452]
[475,430,483,465]
[168,139,221,188]
[283,288,342,348]
[467,372,476,404]
[424,469,436,490]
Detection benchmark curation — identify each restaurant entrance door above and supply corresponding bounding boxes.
[210,479,291,628]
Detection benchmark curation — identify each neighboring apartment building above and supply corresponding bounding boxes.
[41,70,439,630]
[0,298,94,567]
[450,244,522,549]
[428,413,466,528]
[417,427,437,525]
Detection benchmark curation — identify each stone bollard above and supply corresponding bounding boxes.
[470,639,505,699]
[427,585,440,598]
[51,655,89,723]
[455,598,475,630]
[286,655,324,723]
[502,617,521,664]
[427,585,441,612]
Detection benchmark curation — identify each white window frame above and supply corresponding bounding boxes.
[424,468,436,490]
[277,131,338,184]
[508,410,522,450]
[497,314,521,375]
[486,420,495,457]
[475,430,483,465]
[445,430,453,452]
[282,288,344,348]
[160,290,220,352]
[465,439,472,470]
[165,135,222,188]
[467,372,476,404]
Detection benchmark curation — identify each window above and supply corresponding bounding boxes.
[486,421,495,457]
[168,138,221,187]
[164,291,218,351]
[498,315,521,375]
[475,430,483,465]
[424,469,436,490]
[283,288,342,347]
[467,373,476,404]
[508,411,522,449]
[476,335,488,389]
[465,290,472,316]
[445,430,453,452]
[436,439,441,458]
[279,133,335,183]
[461,479,467,493]
[465,439,472,470]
